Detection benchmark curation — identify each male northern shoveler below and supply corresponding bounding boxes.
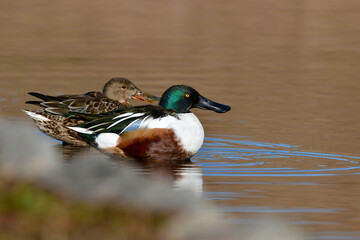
[22,77,159,146]
[68,85,231,161]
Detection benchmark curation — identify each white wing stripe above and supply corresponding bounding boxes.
[139,115,150,127]
[68,126,94,134]
[107,113,145,129]
[88,122,111,130]
[113,112,134,119]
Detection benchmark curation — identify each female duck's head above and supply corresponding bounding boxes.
[159,85,231,113]
[103,77,159,103]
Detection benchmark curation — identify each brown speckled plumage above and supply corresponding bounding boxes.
[26,111,88,146]
[23,77,159,145]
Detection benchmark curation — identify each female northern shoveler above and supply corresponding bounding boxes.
[23,77,159,146]
[68,85,231,161]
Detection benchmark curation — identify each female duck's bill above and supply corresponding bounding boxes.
[132,91,160,103]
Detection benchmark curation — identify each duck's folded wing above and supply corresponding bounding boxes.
[26,91,126,115]
[69,106,148,133]
[69,105,171,135]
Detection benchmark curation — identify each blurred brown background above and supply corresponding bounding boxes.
[1,0,360,238]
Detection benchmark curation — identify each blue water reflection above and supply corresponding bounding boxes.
[192,135,360,177]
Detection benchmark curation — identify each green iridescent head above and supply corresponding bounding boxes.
[159,85,231,114]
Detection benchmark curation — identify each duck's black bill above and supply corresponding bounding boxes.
[194,95,231,113]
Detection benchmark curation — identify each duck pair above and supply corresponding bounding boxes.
[24,77,231,161]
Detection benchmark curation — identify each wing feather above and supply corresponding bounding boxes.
[107,113,145,129]
[69,105,172,138]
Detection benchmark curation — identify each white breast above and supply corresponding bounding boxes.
[140,113,204,154]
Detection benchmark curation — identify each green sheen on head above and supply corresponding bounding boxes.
[159,85,199,113]
[159,85,231,114]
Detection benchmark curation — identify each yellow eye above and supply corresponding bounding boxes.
[185,94,190,98]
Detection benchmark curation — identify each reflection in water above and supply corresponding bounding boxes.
[173,167,203,195]
[55,133,360,179]
[55,144,93,160]
[130,160,204,196]
[56,141,205,195]
[195,135,360,177]
[191,135,360,234]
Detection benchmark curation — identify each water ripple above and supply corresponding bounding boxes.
[192,135,360,177]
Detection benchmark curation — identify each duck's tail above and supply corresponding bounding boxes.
[21,109,50,121]
[27,92,60,102]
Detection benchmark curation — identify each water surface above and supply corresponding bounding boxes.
[1,0,360,239]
